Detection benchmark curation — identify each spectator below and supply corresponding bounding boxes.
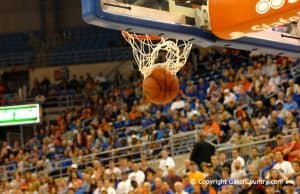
[182,175,194,194]
[165,168,182,192]
[204,163,221,193]
[273,151,295,178]
[128,163,145,187]
[273,135,289,153]
[283,133,300,161]
[284,95,298,112]
[187,161,205,193]
[159,149,175,177]
[116,172,131,194]
[174,182,188,194]
[230,159,247,180]
[284,180,297,194]
[223,89,237,105]
[260,154,276,180]
[190,131,215,167]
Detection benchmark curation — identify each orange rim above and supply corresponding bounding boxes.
[122,31,162,41]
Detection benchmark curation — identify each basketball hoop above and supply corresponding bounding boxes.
[122,31,193,78]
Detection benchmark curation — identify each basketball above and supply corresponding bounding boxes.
[143,66,179,105]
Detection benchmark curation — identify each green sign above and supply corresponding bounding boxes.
[0,104,41,126]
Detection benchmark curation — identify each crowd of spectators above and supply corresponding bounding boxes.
[0,48,299,193]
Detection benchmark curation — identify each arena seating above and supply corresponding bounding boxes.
[0,48,299,193]
[47,26,130,65]
[0,33,34,66]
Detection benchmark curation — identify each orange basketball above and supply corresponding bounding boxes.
[143,67,179,105]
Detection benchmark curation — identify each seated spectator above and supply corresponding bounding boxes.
[284,180,297,194]
[260,154,276,180]
[153,177,163,193]
[93,180,104,194]
[283,111,298,132]
[223,89,237,105]
[187,161,205,193]
[105,160,122,178]
[159,149,175,177]
[142,182,152,194]
[292,161,300,177]
[246,147,261,171]
[182,175,194,194]
[283,133,300,161]
[174,182,188,194]
[203,118,221,138]
[116,172,131,194]
[161,181,174,194]
[68,171,83,192]
[273,152,295,178]
[284,95,298,113]
[210,155,222,174]
[286,79,300,96]
[273,135,289,153]
[165,168,182,192]
[219,167,233,189]
[204,163,221,193]
[103,179,116,194]
[230,159,247,180]
[218,152,231,170]
[231,149,245,170]
[128,163,145,187]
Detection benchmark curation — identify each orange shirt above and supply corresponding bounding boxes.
[203,122,221,137]
[226,82,235,89]
[209,187,217,194]
[243,81,251,92]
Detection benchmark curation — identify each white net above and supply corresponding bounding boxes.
[122,31,193,78]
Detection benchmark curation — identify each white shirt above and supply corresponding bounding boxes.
[105,167,122,178]
[106,187,116,194]
[175,191,188,194]
[230,169,247,180]
[116,179,132,194]
[93,188,102,194]
[223,92,237,104]
[273,160,295,176]
[128,170,145,186]
[170,100,185,110]
[231,156,245,173]
[159,157,175,177]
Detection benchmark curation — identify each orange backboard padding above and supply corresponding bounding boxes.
[208,0,300,40]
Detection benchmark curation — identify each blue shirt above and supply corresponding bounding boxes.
[156,129,164,140]
[284,101,298,111]
[142,118,155,128]
[184,184,195,194]
[260,162,275,179]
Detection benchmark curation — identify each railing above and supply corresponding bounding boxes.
[0,52,33,67]
[0,130,198,180]
[216,134,294,162]
[0,128,297,180]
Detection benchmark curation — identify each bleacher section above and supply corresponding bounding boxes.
[0,26,132,67]
[48,26,131,65]
[0,33,34,66]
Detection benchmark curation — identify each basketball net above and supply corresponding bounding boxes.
[122,31,193,78]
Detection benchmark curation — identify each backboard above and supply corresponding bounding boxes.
[82,0,300,57]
